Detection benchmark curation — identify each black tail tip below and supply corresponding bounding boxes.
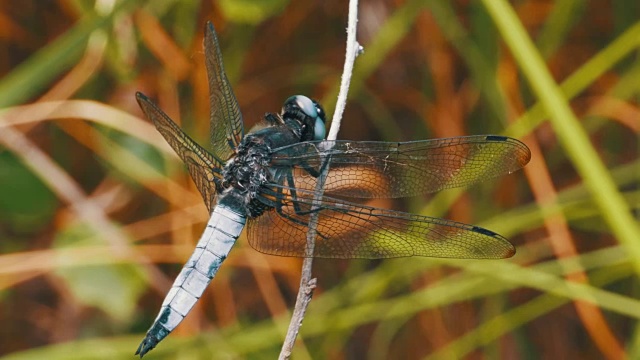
[135,335,158,358]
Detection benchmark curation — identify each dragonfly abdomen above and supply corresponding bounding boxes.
[136,202,246,357]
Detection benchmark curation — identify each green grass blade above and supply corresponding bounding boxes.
[481,1,640,274]
[0,0,140,108]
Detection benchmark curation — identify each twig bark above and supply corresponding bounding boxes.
[278,1,361,359]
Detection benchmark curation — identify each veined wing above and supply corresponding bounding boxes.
[205,21,244,161]
[268,135,530,199]
[137,92,222,212]
[247,185,515,259]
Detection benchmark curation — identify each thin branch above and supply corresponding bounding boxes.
[327,0,361,141]
[278,1,360,359]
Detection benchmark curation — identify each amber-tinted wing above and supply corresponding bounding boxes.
[247,185,515,259]
[136,92,223,212]
[268,135,530,198]
[204,21,244,161]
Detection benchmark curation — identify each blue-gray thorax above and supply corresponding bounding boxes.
[220,123,303,218]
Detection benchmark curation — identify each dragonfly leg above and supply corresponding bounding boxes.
[298,161,320,177]
[284,170,329,216]
[271,195,330,242]
[264,113,280,125]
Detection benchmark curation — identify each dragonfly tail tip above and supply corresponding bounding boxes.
[135,335,158,358]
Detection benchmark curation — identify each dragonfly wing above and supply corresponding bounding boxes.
[137,92,223,212]
[247,185,515,259]
[204,21,244,161]
[268,135,531,198]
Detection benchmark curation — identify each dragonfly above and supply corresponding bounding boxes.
[134,21,531,357]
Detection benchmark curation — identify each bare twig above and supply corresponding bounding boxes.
[278,1,361,358]
[327,2,361,141]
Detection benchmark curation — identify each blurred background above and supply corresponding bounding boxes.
[1,0,639,359]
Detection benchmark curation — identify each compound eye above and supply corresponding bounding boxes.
[312,99,326,123]
[284,95,317,118]
[283,95,326,140]
[310,99,326,140]
[314,116,326,140]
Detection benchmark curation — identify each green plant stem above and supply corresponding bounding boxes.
[482,0,640,275]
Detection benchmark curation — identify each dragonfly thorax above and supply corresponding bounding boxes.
[220,136,271,215]
[220,95,327,218]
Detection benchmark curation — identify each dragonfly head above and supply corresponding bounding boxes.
[282,95,326,141]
